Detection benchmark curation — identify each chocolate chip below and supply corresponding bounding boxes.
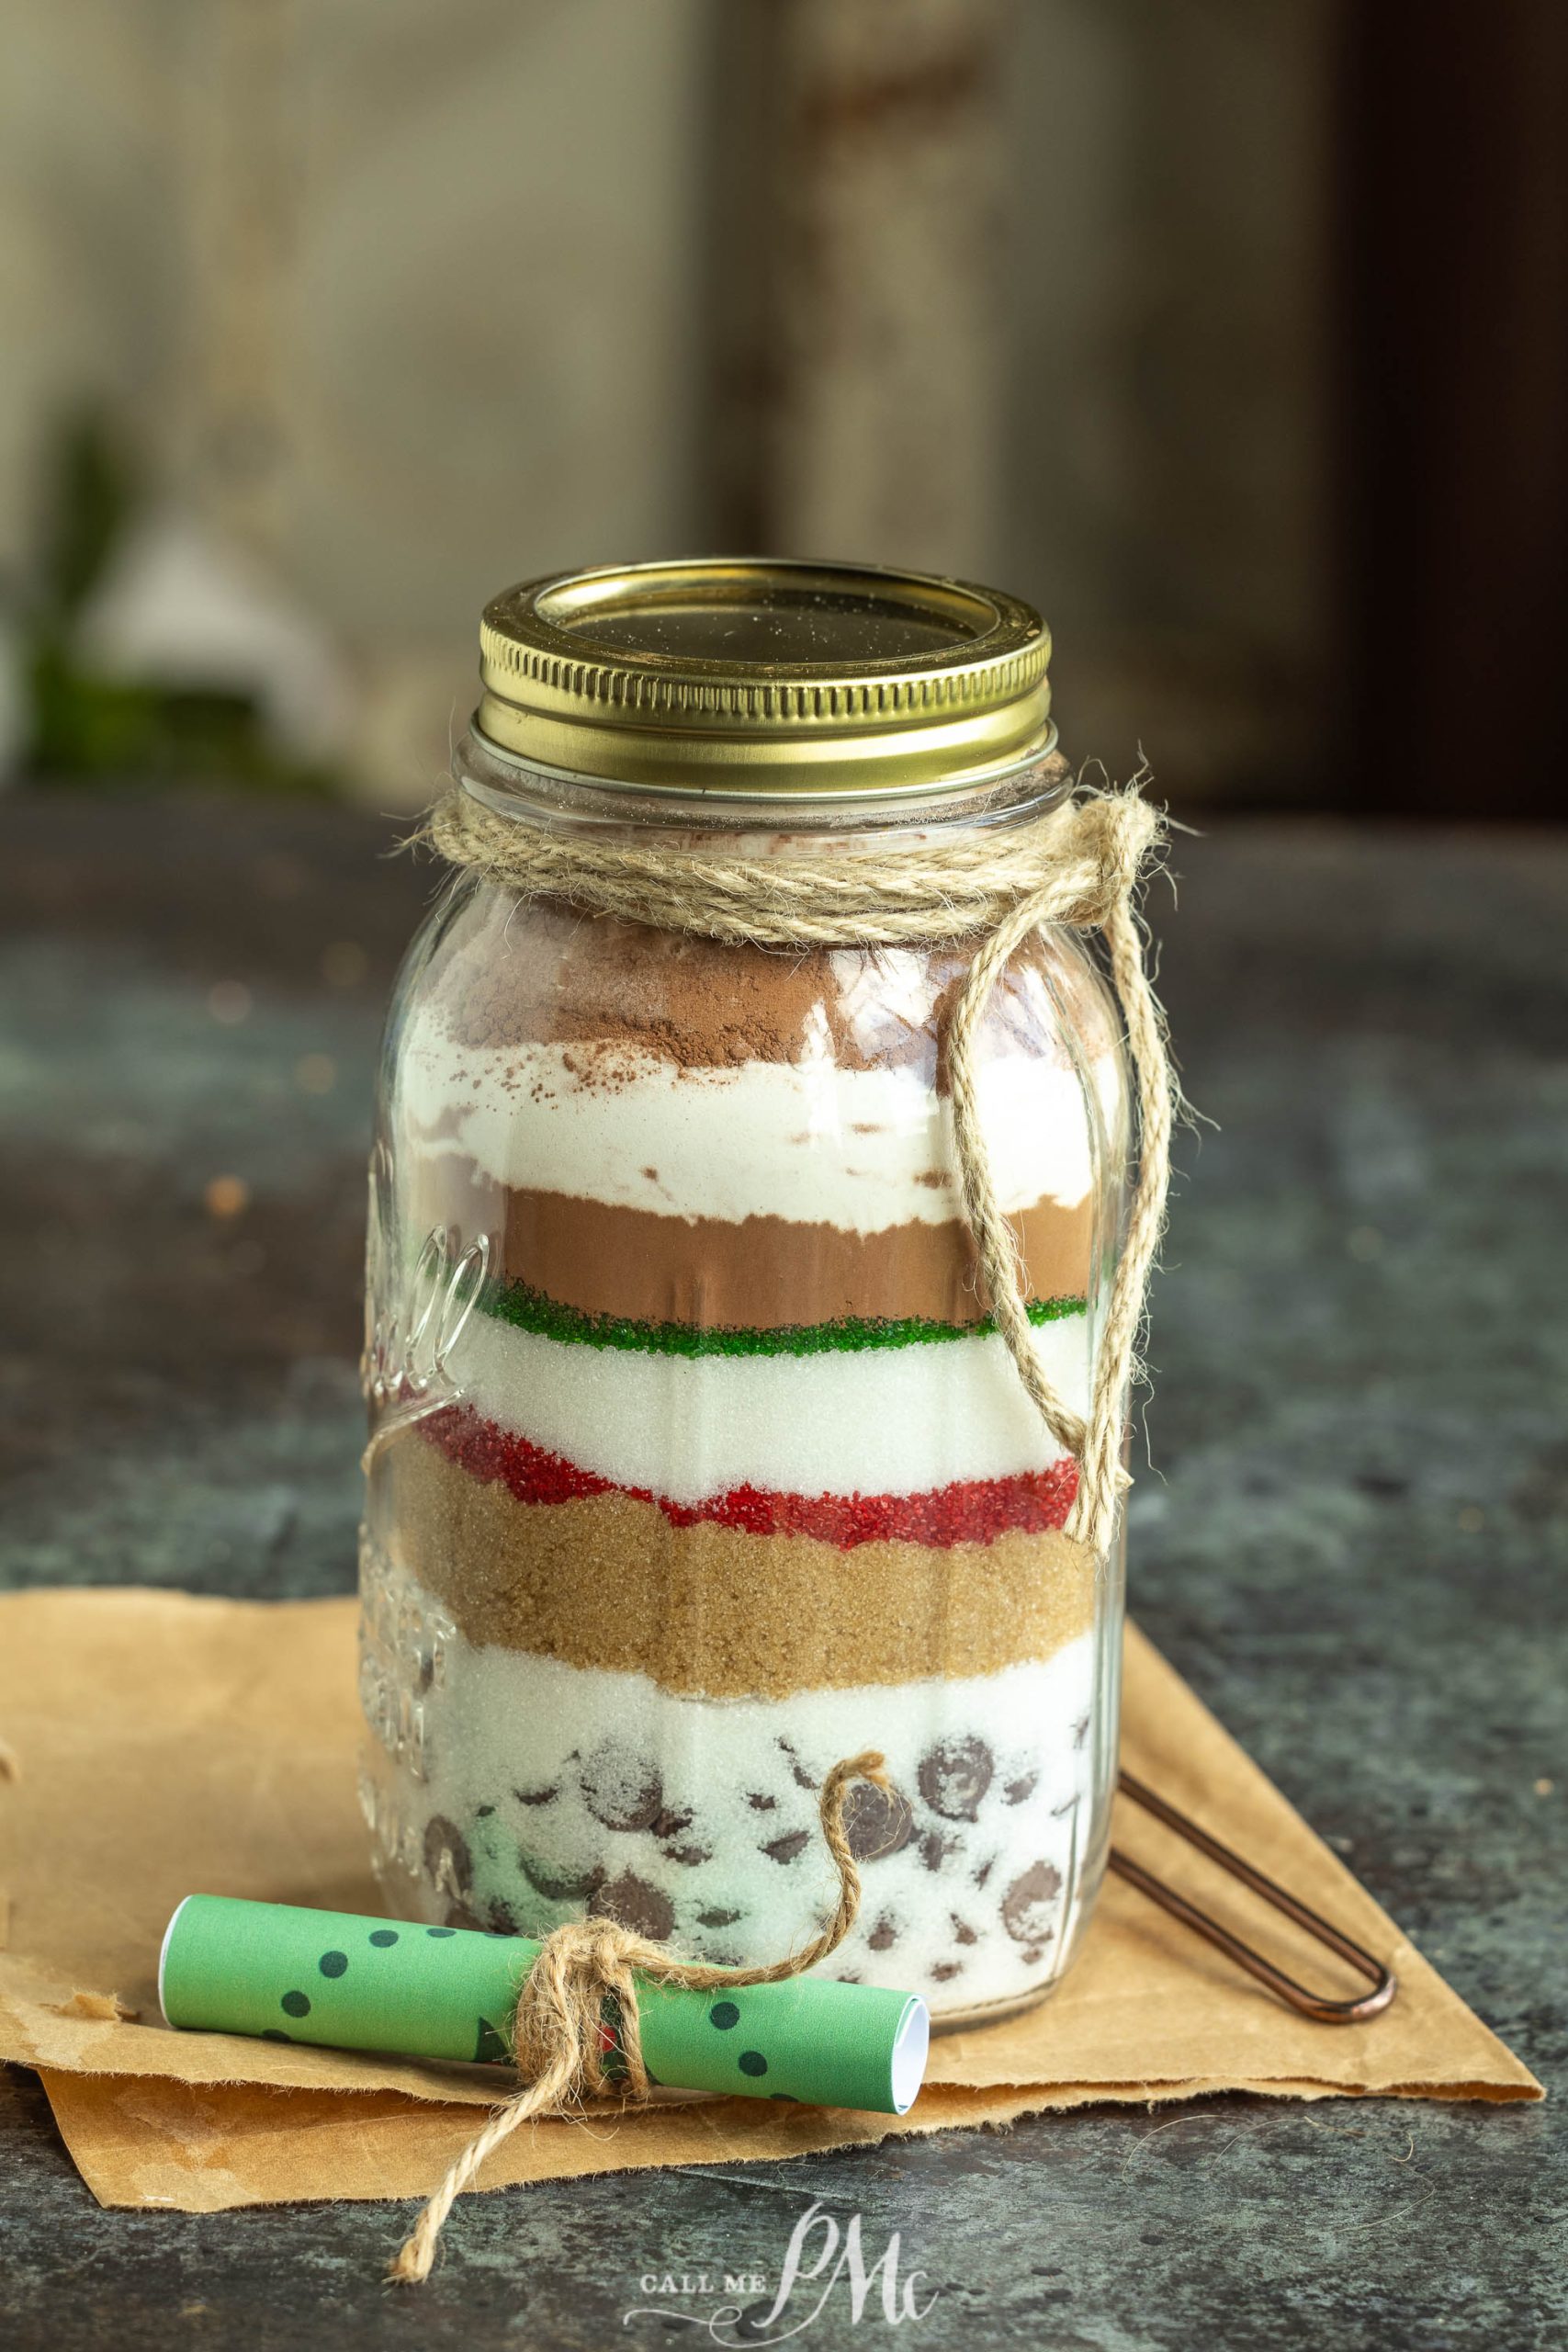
[520,1851,604,1903]
[650,1805,694,1841]
[930,1961,964,1982]
[661,1843,712,1868]
[843,1781,914,1862]
[952,1915,978,1946]
[1001,1860,1064,1944]
[592,1872,675,1942]
[777,1740,818,1791]
[761,1829,811,1865]
[423,1815,472,1899]
[1021,1943,1048,1964]
[513,1782,559,1809]
[697,1907,741,1929]
[918,1736,994,1823]
[746,1792,777,1813]
[580,1742,663,1833]
[918,1829,960,1872]
[973,1859,994,1888]
[1002,1772,1038,1806]
[866,1915,899,1951]
[476,1804,495,1819]
[486,1896,518,1935]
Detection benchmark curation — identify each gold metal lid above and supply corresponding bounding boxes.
[477,558,1053,798]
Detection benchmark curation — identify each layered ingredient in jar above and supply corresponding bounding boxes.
[360,900,1126,2015]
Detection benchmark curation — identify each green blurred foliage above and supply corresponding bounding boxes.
[21,414,336,796]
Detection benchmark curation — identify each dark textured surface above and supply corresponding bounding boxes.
[0,794,1562,2351]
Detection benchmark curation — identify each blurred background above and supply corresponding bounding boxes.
[4,31,1567,2263]
[1,0,1564,817]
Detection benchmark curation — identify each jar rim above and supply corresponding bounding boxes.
[456,725,1072,842]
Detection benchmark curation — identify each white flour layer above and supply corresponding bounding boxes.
[398,1013,1104,1231]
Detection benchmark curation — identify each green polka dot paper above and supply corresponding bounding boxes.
[159,1896,928,2115]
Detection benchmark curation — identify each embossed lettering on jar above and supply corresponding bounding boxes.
[358,560,1131,2023]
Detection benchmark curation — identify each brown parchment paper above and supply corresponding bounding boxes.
[0,1589,1539,2213]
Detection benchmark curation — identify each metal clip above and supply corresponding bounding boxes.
[1110,1770,1398,2023]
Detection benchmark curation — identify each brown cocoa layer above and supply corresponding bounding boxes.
[411,1154,1094,1327]
[389,1437,1100,1698]
[427,872,1123,1080]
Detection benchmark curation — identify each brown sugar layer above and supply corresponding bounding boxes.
[389,1436,1100,1700]
[427,888,1124,1080]
[408,1156,1096,1329]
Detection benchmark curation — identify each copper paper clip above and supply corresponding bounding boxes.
[1109,1770,1398,2023]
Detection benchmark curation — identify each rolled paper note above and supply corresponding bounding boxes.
[159,1896,930,2116]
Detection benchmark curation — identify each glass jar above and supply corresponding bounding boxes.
[359,560,1130,2024]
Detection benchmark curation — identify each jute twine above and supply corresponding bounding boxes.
[390,761,1173,2281]
[389,1752,888,2283]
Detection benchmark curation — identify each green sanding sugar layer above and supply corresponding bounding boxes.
[483,1276,1087,1360]
[160,1895,927,2115]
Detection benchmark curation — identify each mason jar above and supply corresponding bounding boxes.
[358,560,1131,2024]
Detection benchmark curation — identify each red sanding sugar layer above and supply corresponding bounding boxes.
[422,1402,1078,1550]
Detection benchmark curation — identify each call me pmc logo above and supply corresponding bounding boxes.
[625,2199,937,2340]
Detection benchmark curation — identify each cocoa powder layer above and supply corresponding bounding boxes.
[426,889,1124,1080]
[389,1436,1100,1698]
[410,1154,1095,1328]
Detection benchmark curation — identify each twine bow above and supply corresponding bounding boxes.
[944,785,1171,1557]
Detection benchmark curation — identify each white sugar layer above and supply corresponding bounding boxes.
[449,1308,1089,1498]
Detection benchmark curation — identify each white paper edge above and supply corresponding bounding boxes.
[157,1894,193,2025]
[890,1997,931,2114]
